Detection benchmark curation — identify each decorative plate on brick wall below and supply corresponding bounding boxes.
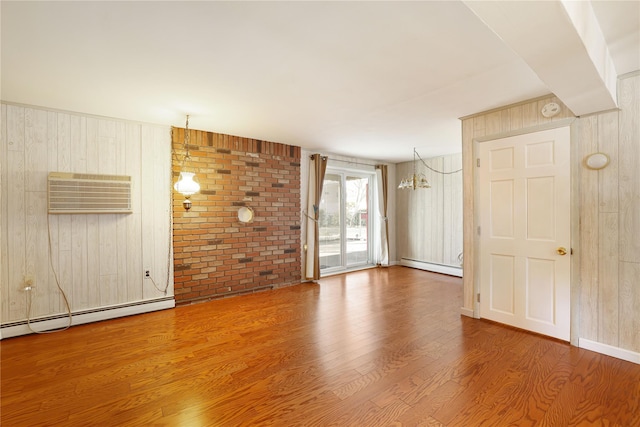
[238,206,254,223]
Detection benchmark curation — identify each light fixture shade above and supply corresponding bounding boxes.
[585,152,609,170]
[173,171,200,197]
[398,173,430,190]
[415,174,431,189]
[398,177,412,189]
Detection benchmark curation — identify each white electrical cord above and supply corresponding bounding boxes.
[25,214,73,334]
[148,127,176,297]
[146,173,171,295]
[148,274,169,295]
[27,129,178,331]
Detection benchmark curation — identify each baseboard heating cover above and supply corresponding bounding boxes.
[579,338,640,365]
[400,258,463,277]
[0,297,174,339]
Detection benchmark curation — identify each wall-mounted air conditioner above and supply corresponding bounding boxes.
[48,172,132,214]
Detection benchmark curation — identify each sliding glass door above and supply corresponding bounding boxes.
[318,169,373,273]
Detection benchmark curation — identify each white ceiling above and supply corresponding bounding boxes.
[2,1,639,163]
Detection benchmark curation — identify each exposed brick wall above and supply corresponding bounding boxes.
[171,127,301,304]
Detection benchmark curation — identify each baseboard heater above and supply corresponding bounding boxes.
[0,297,174,339]
[400,258,463,277]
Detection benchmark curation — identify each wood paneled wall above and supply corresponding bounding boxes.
[396,153,462,268]
[576,74,640,353]
[461,74,640,355]
[0,104,172,324]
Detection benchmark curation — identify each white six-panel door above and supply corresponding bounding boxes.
[478,127,571,341]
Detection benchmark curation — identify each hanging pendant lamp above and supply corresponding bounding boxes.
[174,115,200,210]
[398,148,431,190]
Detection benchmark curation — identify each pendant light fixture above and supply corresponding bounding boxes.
[398,148,431,190]
[174,115,200,210]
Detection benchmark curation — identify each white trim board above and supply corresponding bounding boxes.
[1,298,175,339]
[400,258,463,277]
[460,307,475,318]
[579,338,640,365]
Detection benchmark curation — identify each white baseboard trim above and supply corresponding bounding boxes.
[400,258,463,277]
[578,338,640,364]
[460,307,475,318]
[1,298,175,339]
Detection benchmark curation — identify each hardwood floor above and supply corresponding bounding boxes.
[2,266,639,426]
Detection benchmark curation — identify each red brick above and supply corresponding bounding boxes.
[172,127,301,304]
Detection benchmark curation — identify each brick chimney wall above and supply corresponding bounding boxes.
[171,127,301,304]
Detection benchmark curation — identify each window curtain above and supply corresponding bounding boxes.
[375,164,390,266]
[305,154,328,280]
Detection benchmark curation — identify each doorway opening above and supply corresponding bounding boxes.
[319,169,374,274]
[477,126,571,341]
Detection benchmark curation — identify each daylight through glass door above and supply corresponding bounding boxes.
[318,170,372,273]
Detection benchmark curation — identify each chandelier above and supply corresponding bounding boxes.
[174,115,201,210]
[398,148,431,190]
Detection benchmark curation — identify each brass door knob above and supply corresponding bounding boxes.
[556,247,567,256]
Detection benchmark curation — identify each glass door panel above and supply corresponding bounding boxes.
[319,170,372,273]
[319,174,341,270]
[345,175,369,267]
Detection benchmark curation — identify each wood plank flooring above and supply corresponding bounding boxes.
[2,266,639,426]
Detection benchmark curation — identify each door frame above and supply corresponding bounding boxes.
[472,119,581,346]
[319,166,375,275]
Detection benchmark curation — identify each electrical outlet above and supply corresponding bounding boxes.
[144,269,150,279]
[23,275,34,291]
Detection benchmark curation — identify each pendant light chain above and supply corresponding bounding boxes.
[398,147,462,190]
[414,149,462,175]
[184,114,190,162]
[173,114,200,210]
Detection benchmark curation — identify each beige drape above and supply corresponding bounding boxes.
[305,154,328,280]
[375,164,389,266]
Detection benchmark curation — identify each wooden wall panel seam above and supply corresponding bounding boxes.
[1,103,172,323]
[462,79,640,353]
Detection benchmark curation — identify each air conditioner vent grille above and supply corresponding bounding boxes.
[48,172,132,214]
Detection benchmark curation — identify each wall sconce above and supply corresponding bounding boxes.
[585,152,609,170]
[174,115,200,210]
